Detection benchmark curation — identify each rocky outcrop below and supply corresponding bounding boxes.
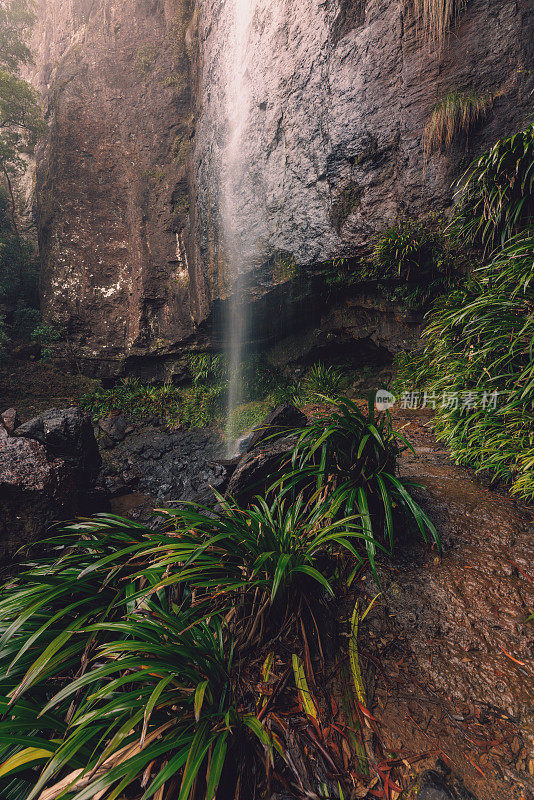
[0,407,102,560]
[245,403,306,451]
[15,407,101,482]
[27,0,534,375]
[0,425,75,560]
[194,0,534,272]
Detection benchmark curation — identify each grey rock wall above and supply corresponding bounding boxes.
[28,0,534,374]
[194,0,533,273]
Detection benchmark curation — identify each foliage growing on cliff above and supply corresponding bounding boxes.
[326,217,463,309]
[423,89,491,155]
[452,123,534,251]
[0,189,38,306]
[411,0,468,50]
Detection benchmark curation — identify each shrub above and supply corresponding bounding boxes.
[188,353,225,383]
[415,232,534,500]
[452,122,534,251]
[423,90,491,155]
[272,395,440,581]
[0,488,367,798]
[0,189,39,310]
[12,301,40,339]
[298,362,348,401]
[371,218,443,279]
[31,322,61,360]
[0,517,270,800]
[366,217,464,309]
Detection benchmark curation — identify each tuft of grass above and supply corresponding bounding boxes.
[411,0,469,50]
[298,362,349,401]
[423,89,491,156]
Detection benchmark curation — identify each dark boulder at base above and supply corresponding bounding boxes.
[15,407,101,483]
[0,427,79,561]
[245,404,306,452]
[98,413,129,443]
[414,770,478,799]
[225,438,295,505]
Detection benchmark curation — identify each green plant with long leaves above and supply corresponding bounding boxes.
[413,232,534,500]
[0,515,280,800]
[153,491,368,631]
[452,122,534,251]
[297,363,349,403]
[270,395,440,582]
[0,485,369,799]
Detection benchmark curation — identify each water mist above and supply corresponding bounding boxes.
[221,0,258,456]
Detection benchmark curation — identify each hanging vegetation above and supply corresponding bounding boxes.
[423,89,491,156]
[410,0,468,50]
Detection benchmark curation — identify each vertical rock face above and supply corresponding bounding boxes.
[30,0,534,374]
[194,0,533,270]
[31,0,205,377]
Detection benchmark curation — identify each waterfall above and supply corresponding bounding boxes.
[221,0,258,456]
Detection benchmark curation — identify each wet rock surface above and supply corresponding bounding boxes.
[24,0,534,375]
[245,403,307,451]
[1,408,19,436]
[101,423,226,508]
[225,438,295,505]
[414,769,478,799]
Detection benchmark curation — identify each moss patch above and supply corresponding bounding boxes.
[329,182,362,234]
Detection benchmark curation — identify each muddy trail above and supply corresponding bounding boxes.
[348,408,534,800]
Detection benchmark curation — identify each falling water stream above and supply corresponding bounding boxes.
[221,0,258,457]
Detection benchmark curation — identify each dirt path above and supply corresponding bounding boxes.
[355,409,534,799]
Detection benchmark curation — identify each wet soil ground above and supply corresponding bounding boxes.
[353,408,534,800]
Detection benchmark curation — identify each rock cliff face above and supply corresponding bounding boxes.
[30,0,204,377]
[30,0,534,375]
[194,0,533,267]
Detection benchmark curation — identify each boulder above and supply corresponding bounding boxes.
[15,407,101,483]
[414,771,478,799]
[98,413,129,443]
[245,404,306,452]
[2,408,20,436]
[225,438,295,505]
[0,432,78,561]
